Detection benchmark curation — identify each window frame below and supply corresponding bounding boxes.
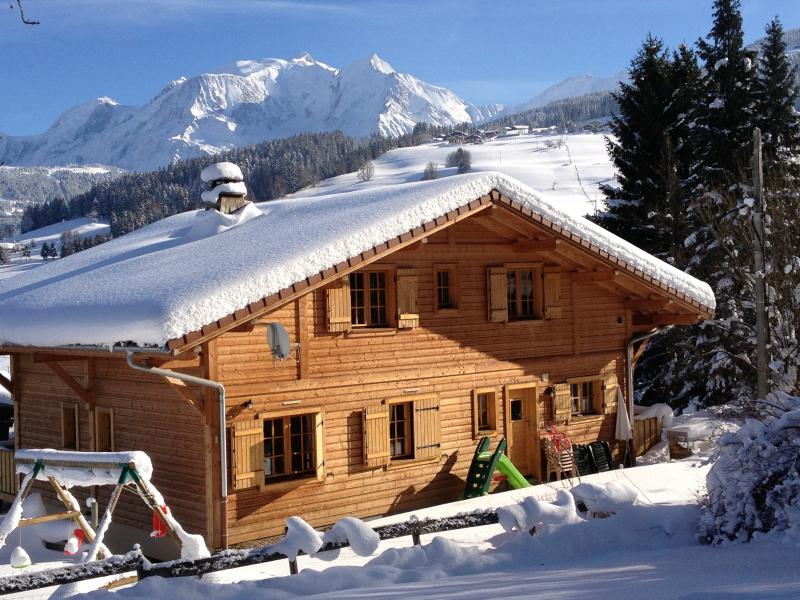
[381,395,440,467]
[433,263,459,312]
[259,408,324,487]
[61,402,79,451]
[471,387,498,438]
[95,407,115,452]
[565,375,603,417]
[348,267,396,329]
[388,401,413,459]
[505,262,543,321]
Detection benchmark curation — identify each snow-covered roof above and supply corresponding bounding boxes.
[0,173,714,349]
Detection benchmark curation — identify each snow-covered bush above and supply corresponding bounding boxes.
[698,394,800,543]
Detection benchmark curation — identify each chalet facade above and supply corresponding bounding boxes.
[0,172,714,553]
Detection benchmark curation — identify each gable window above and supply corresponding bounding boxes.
[363,396,441,467]
[62,403,79,450]
[471,388,497,437]
[350,271,388,327]
[326,266,419,332]
[231,409,324,490]
[487,264,547,323]
[434,264,458,311]
[507,268,536,320]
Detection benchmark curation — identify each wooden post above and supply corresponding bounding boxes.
[48,476,110,560]
[752,128,769,407]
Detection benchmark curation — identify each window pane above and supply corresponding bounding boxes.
[369,271,388,326]
[390,403,412,458]
[264,417,285,477]
[350,273,365,325]
[437,270,452,308]
[477,393,491,430]
[520,270,535,317]
[507,271,517,318]
[510,399,523,421]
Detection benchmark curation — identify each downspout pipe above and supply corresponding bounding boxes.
[125,351,229,549]
[625,326,672,461]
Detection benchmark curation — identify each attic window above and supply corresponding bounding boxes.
[350,271,388,327]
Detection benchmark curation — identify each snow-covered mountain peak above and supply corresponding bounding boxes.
[0,52,496,171]
[369,53,395,74]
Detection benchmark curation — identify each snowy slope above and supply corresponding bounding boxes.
[292,132,612,218]
[0,217,110,282]
[0,54,500,172]
[501,70,627,117]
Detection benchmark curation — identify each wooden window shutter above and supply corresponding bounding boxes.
[363,403,390,468]
[326,276,352,333]
[487,267,508,323]
[413,396,441,460]
[314,412,325,481]
[543,271,562,319]
[602,372,619,414]
[232,418,264,490]
[552,383,571,422]
[396,267,419,328]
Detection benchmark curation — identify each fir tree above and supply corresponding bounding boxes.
[597,35,690,263]
[676,0,759,407]
[752,17,800,186]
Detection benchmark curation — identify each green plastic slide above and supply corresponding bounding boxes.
[495,454,530,489]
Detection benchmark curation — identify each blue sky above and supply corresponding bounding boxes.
[2,0,799,135]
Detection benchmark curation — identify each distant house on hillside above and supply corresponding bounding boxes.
[501,125,530,137]
[0,168,714,554]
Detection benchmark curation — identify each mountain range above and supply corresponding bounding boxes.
[0,54,507,172]
[1,26,796,175]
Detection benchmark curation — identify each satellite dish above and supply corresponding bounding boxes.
[266,323,299,364]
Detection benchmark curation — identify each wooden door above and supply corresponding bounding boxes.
[506,385,540,480]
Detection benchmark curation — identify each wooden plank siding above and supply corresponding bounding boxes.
[5,208,697,550]
[216,219,632,545]
[14,354,209,550]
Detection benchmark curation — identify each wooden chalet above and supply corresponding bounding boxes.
[0,172,714,554]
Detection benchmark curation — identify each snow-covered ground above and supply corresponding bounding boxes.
[292,132,613,219]
[2,410,796,600]
[0,217,110,281]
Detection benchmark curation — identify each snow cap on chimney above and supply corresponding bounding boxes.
[201,162,248,214]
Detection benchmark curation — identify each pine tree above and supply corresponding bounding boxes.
[676,0,759,407]
[752,17,800,186]
[597,35,691,263]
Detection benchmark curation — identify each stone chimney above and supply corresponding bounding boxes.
[200,162,248,215]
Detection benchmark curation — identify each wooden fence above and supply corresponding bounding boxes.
[634,417,661,456]
[0,448,18,501]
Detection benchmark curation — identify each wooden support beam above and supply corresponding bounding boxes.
[0,371,11,395]
[19,511,81,527]
[45,362,90,410]
[473,215,520,240]
[33,353,88,364]
[624,298,670,311]
[633,313,701,327]
[632,337,651,364]
[570,270,617,283]
[511,239,558,254]
[164,377,206,415]
[48,476,109,560]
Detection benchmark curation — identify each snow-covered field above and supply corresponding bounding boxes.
[1,409,797,600]
[0,218,110,281]
[292,132,613,219]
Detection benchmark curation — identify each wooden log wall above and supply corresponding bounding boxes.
[14,354,209,552]
[217,219,632,545]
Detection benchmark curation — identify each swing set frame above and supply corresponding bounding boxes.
[0,454,183,563]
